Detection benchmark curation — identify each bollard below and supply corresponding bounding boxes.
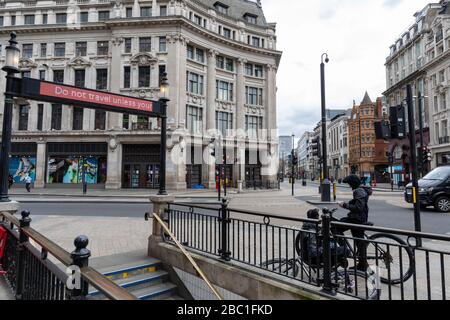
[67,235,91,300]
[218,198,231,261]
[15,210,31,300]
[333,183,337,201]
[320,213,335,295]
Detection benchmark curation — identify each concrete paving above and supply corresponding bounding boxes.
[0,277,14,300]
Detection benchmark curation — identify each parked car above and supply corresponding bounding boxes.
[405,166,450,213]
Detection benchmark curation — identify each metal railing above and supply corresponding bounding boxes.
[164,203,450,300]
[244,180,280,190]
[166,201,321,286]
[152,212,223,300]
[0,211,136,300]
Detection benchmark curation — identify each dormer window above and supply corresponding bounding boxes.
[214,2,229,15]
[244,13,258,24]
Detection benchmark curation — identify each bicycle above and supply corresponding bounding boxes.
[261,208,414,300]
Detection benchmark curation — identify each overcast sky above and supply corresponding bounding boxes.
[261,0,432,137]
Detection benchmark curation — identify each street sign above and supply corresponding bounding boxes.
[11,77,162,117]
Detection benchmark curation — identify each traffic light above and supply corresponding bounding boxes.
[311,137,321,158]
[390,105,406,139]
[422,146,432,164]
[293,155,298,166]
[375,120,391,140]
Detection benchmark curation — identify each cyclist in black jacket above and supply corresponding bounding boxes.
[337,175,373,271]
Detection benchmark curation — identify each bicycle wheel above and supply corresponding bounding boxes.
[366,233,413,285]
[260,259,299,278]
[333,269,380,300]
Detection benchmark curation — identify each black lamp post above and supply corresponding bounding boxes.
[291,133,295,196]
[158,72,169,196]
[320,53,331,202]
[0,32,20,202]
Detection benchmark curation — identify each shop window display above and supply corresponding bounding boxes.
[47,156,107,184]
[9,156,36,184]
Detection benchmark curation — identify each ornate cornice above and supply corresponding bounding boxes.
[19,58,38,69]
[67,56,92,68]
[166,32,188,45]
[130,52,158,66]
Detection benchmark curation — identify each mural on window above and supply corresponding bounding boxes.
[9,156,36,184]
[47,156,107,184]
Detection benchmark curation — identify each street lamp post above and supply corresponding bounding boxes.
[291,133,295,196]
[158,72,169,196]
[0,32,20,202]
[320,53,331,202]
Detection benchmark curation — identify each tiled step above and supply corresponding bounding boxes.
[89,270,169,297]
[99,258,162,281]
[130,282,178,300]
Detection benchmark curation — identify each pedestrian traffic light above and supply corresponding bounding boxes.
[293,155,298,166]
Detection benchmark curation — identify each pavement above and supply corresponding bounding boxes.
[0,277,14,300]
[8,186,279,203]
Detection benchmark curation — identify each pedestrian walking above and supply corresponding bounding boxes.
[25,175,32,192]
[8,175,13,189]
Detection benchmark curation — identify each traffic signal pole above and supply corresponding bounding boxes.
[406,85,422,247]
[418,91,426,177]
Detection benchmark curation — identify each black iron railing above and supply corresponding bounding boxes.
[0,211,136,300]
[164,203,450,300]
[166,201,321,286]
[244,180,280,190]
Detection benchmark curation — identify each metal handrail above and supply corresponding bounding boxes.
[0,211,136,300]
[152,212,223,300]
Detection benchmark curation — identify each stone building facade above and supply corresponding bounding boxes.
[0,0,281,190]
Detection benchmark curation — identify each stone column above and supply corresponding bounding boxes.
[266,64,277,141]
[43,103,51,131]
[35,10,42,25]
[148,195,175,257]
[105,140,122,189]
[152,0,158,16]
[165,34,187,190]
[48,10,55,24]
[236,58,246,134]
[28,102,38,131]
[4,12,11,26]
[206,50,217,131]
[150,62,159,89]
[34,141,47,188]
[108,37,123,130]
[61,66,72,131]
[132,0,140,17]
[205,50,217,188]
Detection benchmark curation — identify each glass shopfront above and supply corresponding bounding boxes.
[122,144,160,189]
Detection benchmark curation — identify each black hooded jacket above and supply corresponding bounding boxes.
[342,175,372,223]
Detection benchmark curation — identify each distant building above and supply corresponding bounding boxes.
[328,111,351,180]
[297,131,314,178]
[348,93,389,183]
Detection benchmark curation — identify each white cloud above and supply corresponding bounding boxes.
[261,0,431,136]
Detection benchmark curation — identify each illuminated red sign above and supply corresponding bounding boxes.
[39,82,153,113]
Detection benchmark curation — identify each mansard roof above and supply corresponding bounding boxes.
[195,0,268,27]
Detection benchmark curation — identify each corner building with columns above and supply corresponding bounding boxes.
[0,0,281,190]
